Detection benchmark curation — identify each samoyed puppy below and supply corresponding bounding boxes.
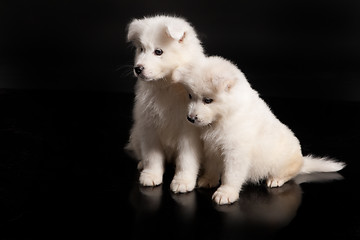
[173,56,345,204]
[125,15,205,193]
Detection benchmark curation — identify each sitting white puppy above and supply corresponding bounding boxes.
[173,56,345,204]
[125,15,205,193]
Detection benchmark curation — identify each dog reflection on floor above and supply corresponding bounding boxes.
[216,172,343,229]
[130,172,343,236]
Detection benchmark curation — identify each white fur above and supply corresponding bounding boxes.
[125,15,205,193]
[173,56,345,204]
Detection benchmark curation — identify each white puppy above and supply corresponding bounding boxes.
[173,56,345,204]
[125,15,205,193]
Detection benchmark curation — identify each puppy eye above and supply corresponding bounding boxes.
[139,47,144,52]
[188,94,192,99]
[203,98,213,104]
[154,49,163,56]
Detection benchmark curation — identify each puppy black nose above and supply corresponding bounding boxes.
[187,115,196,123]
[134,65,144,75]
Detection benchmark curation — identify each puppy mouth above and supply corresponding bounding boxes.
[137,74,154,82]
[133,68,152,81]
[187,115,210,127]
[135,72,163,82]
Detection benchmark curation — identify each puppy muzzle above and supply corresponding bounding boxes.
[187,115,197,124]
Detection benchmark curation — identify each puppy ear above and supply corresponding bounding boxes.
[165,20,187,43]
[223,75,237,92]
[212,75,236,93]
[127,19,141,43]
[224,79,235,92]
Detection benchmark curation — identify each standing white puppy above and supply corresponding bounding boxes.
[173,56,345,204]
[125,15,205,193]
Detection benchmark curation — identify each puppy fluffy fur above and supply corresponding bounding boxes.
[125,15,205,193]
[173,56,345,205]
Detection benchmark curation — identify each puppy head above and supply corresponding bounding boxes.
[126,15,203,82]
[173,56,242,127]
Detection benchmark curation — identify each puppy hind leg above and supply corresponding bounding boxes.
[266,178,286,188]
[267,152,303,188]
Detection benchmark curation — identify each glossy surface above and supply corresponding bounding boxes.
[1,90,359,239]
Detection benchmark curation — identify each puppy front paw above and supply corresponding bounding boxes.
[139,170,163,187]
[212,186,239,205]
[170,176,196,193]
[197,176,219,188]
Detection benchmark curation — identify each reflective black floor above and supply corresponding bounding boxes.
[1,89,360,239]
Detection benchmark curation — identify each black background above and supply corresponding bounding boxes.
[1,0,360,100]
[1,1,360,239]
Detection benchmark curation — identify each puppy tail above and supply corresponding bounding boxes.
[300,155,345,174]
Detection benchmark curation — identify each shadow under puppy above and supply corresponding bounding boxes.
[173,56,345,205]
